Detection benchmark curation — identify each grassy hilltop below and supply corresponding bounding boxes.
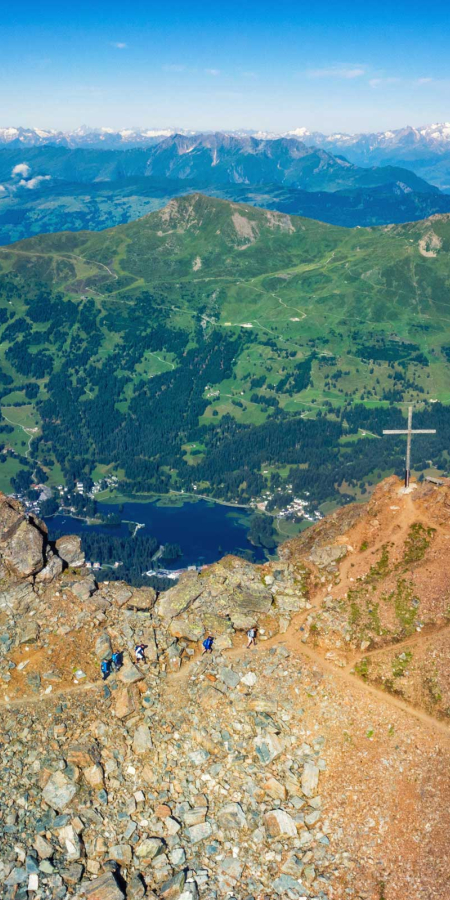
[0,194,449,505]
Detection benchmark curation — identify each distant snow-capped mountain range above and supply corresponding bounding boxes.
[1,123,450,151]
[1,123,450,189]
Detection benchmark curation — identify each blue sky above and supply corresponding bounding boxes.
[1,0,449,132]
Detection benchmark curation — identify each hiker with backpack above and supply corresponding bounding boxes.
[135,643,147,664]
[111,650,123,672]
[101,659,112,681]
[202,635,214,655]
[246,626,257,649]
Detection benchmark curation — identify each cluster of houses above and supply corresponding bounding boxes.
[85,560,122,571]
[255,484,322,523]
[60,473,120,499]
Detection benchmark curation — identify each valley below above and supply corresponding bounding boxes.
[0,193,450,518]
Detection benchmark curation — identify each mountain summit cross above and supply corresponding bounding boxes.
[383,405,436,488]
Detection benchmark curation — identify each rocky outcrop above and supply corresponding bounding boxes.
[0,495,46,579]
[156,557,307,642]
[55,534,85,569]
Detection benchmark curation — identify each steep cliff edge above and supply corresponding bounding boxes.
[0,478,449,900]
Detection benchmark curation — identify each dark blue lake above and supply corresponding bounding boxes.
[45,498,269,570]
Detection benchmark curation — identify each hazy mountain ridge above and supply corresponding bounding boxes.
[0,133,445,244]
[3,123,449,189]
[0,135,437,193]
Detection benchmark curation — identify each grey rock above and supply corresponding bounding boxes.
[33,835,54,859]
[132,723,153,755]
[55,535,85,569]
[107,844,132,866]
[187,821,212,843]
[135,838,165,860]
[254,733,284,765]
[19,621,39,644]
[42,771,79,811]
[95,632,112,661]
[118,657,145,684]
[0,580,34,612]
[273,874,305,896]
[160,871,186,899]
[84,871,125,900]
[0,496,45,577]
[127,874,146,900]
[70,577,97,601]
[309,543,347,569]
[301,762,319,798]
[125,587,156,610]
[35,551,64,584]
[217,802,247,831]
[218,667,241,689]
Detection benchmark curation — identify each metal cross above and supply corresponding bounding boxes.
[383,405,436,488]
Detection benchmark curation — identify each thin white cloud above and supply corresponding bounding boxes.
[369,75,433,89]
[163,64,186,72]
[12,163,31,177]
[110,42,127,49]
[307,66,365,80]
[19,175,51,190]
[0,185,6,194]
[205,68,220,77]
[369,77,401,88]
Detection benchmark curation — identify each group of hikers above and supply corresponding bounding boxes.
[101,628,257,678]
[202,626,257,655]
[101,643,147,681]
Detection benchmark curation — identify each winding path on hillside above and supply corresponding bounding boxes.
[1,409,38,459]
[0,246,118,281]
[3,596,450,740]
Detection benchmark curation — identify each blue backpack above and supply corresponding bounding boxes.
[203,637,213,650]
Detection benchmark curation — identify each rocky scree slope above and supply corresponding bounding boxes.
[0,483,450,900]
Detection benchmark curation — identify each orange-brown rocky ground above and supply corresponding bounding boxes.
[1,479,450,900]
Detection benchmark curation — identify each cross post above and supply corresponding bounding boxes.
[383,405,436,488]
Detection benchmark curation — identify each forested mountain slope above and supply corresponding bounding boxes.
[0,194,450,506]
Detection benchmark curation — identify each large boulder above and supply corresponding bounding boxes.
[55,535,85,568]
[95,632,112,661]
[0,580,35,612]
[156,563,273,642]
[308,543,347,570]
[125,587,156,611]
[156,572,204,621]
[35,549,64,584]
[117,657,145,684]
[0,495,45,578]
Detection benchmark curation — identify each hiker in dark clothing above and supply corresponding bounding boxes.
[101,659,112,681]
[202,635,214,655]
[246,626,257,649]
[111,651,123,672]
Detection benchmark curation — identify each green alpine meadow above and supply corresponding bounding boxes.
[0,193,449,506]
